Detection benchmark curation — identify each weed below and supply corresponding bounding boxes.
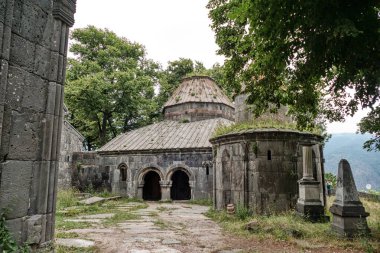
[188,199,213,206]
[55,245,98,253]
[55,232,80,239]
[154,219,169,229]
[0,214,30,252]
[102,211,140,227]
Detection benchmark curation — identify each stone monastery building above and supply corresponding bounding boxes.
[72,76,234,201]
[72,76,326,215]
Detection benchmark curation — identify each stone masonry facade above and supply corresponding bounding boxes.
[0,0,76,247]
[211,130,325,215]
[72,150,213,201]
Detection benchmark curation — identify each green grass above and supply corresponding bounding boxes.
[206,197,380,252]
[102,211,140,226]
[213,118,323,138]
[56,189,148,230]
[55,232,80,239]
[188,198,213,206]
[55,245,98,253]
[154,219,170,229]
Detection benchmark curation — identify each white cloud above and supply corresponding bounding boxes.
[73,0,224,68]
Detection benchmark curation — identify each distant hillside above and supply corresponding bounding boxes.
[324,133,380,191]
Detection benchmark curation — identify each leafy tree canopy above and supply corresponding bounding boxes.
[65,26,161,149]
[207,0,380,134]
[358,106,380,151]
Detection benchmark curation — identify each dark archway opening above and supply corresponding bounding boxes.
[143,171,161,201]
[170,170,191,200]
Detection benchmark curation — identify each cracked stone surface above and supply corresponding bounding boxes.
[59,202,344,253]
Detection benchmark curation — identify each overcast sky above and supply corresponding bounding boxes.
[72,0,367,134]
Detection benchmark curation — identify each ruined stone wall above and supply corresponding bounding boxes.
[72,150,213,200]
[58,120,84,189]
[164,102,235,122]
[212,130,325,214]
[0,0,75,247]
[234,93,293,123]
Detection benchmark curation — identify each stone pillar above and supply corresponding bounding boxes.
[330,159,369,236]
[137,182,144,199]
[160,180,172,201]
[296,145,325,221]
[0,0,76,247]
[189,180,195,200]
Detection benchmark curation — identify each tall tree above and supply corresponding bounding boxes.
[65,26,160,149]
[207,0,379,132]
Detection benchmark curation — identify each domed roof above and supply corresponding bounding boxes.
[164,76,234,108]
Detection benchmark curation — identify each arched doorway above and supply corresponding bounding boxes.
[170,170,191,200]
[143,171,161,200]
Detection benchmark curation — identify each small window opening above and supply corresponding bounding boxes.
[206,165,209,176]
[267,150,272,160]
[120,168,127,181]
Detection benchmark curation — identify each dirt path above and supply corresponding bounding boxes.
[62,202,359,253]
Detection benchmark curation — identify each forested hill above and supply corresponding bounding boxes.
[324,133,380,191]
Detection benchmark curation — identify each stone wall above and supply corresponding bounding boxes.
[211,130,325,214]
[164,102,235,122]
[58,120,84,188]
[72,150,213,200]
[0,0,76,247]
[234,94,293,123]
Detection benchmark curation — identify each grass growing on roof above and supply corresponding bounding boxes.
[213,118,323,138]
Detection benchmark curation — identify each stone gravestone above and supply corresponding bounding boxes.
[330,159,370,236]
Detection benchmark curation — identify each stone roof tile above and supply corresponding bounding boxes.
[98,118,233,152]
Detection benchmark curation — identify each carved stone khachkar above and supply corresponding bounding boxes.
[296,145,325,221]
[0,0,76,248]
[330,159,370,236]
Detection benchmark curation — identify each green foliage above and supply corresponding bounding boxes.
[207,198,380,251]
[325,172,337,188]
[235,204,252,221]
[213,118,323,138]
[358,106,380,151]
[188,199,213,206]
[65,26,161,149]
[0,214,19,252]
[207,0,380,133]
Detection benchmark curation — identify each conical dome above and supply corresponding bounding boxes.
[163,76,235,122]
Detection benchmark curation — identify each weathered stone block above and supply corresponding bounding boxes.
[34,44,51,79]
[5,217,24,244]
[20,2,48,44]
[0,59,9,104]
[0,160,33,219]
[8,111,43,160]
[10,33,35,70]
[26,215,43,244]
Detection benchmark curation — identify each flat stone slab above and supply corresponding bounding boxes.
[56,238,95,248]
[65,218,102,223]
[162,238,181,245]
[133,237,161,243]
[79,196,105,205]
[77,213,115,219]
[79,196,121,205]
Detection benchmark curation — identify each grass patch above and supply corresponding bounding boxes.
[55,232,80,239]
[154,219,170,229]
[213,118,322,138]
[188,198,213,206]
[55,245,98,253]
[102,211,140,227]
[207,197,379,252]
[55,216,92,230]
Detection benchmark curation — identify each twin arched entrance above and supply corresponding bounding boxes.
[140,167,191,201]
